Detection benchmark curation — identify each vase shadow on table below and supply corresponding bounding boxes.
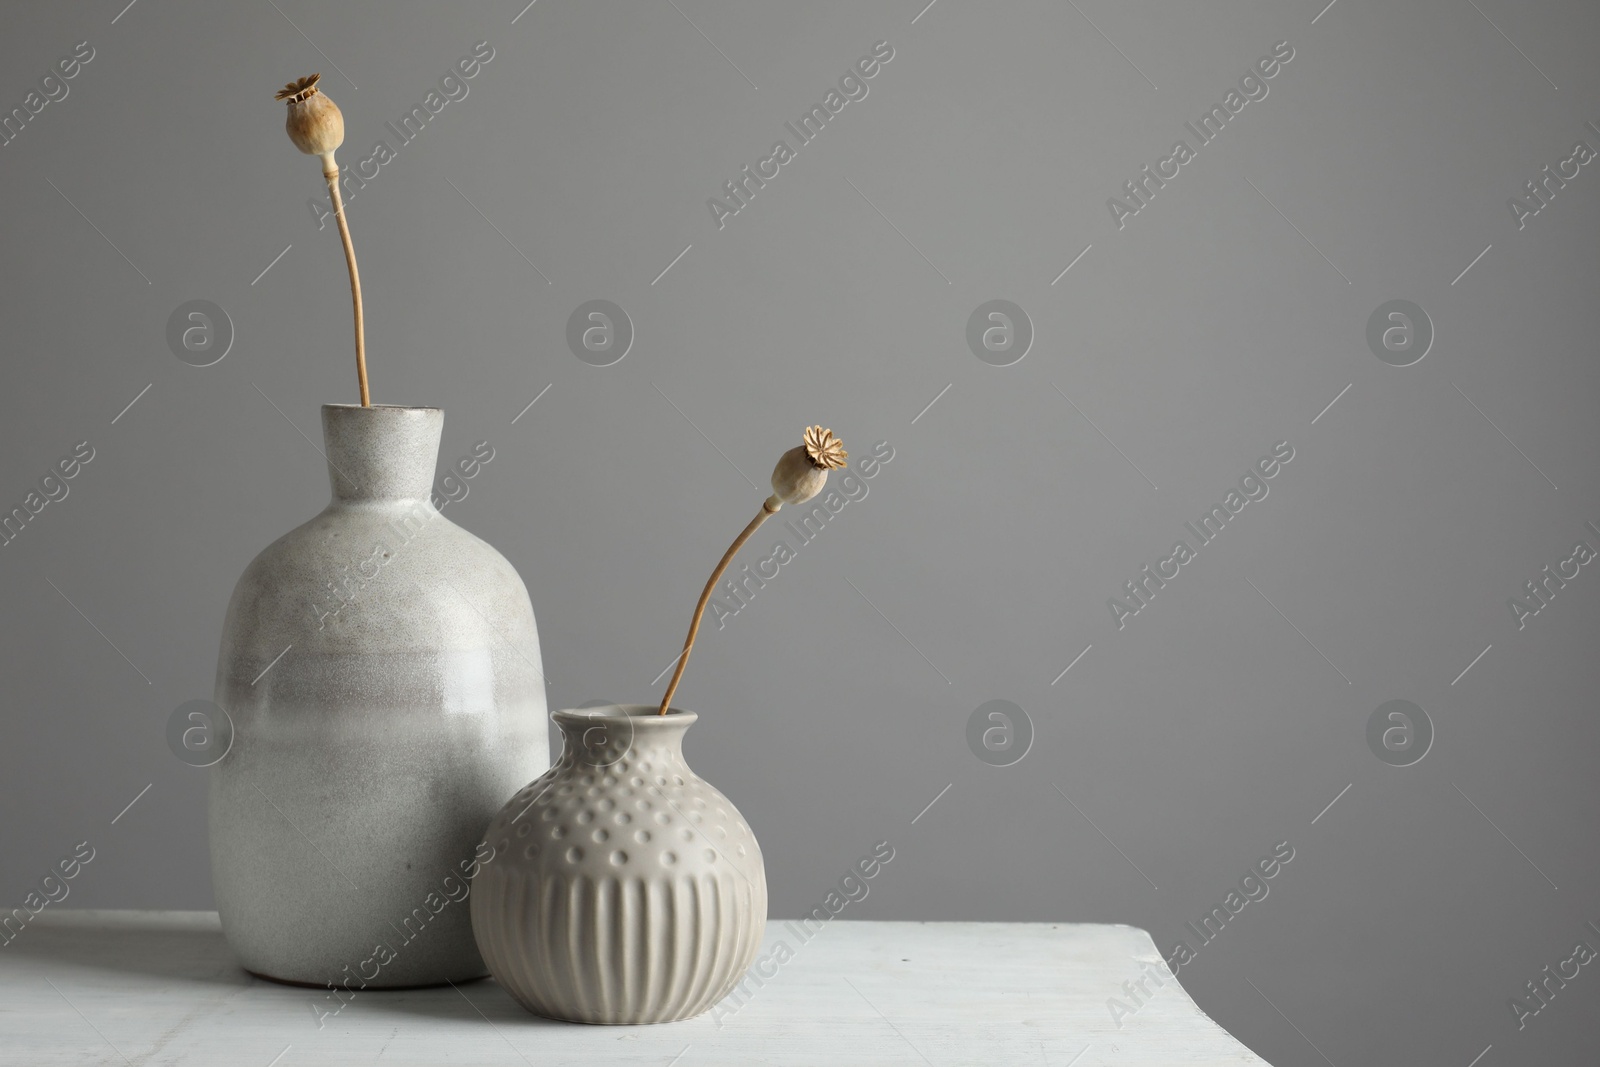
[9,913,613,1029]
[5,914,243,983]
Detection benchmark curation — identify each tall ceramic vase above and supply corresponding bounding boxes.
[210,404,548,988]
[471,705,767,1024]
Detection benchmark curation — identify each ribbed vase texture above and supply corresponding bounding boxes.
[471,706,767,1024]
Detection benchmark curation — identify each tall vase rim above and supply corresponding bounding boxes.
[322,402,443,413]
[320,403,444,502]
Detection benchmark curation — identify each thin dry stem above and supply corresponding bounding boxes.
[658,502,777,715]
[322,161,369,407]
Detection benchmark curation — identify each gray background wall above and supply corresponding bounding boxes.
[2,0,1598,1063]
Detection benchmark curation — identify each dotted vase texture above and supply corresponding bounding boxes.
[471,706,767,1024]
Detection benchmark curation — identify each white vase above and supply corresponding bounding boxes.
[471,705,767,1023]
[209,404,548,987]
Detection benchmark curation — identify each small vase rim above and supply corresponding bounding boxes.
[552,704,697,727]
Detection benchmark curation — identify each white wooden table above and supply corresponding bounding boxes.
[0,911,1270,1066]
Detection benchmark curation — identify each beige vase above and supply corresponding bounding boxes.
[470,705,767,1023]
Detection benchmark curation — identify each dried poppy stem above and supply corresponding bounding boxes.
[277,73,370,406]
[658,427,848,716]
[321,163,369,406]
[657,503,776,716]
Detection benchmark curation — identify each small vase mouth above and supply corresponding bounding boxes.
[552,704,697,728]
[552,705,694,769]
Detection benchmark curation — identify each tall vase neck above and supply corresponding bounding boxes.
[321,404,443,504]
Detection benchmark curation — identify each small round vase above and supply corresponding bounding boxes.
[210,404,548,988]
[470,705,767,1024]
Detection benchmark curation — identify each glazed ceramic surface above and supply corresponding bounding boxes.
[471,706,767,1024]
[210,404,548,987]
